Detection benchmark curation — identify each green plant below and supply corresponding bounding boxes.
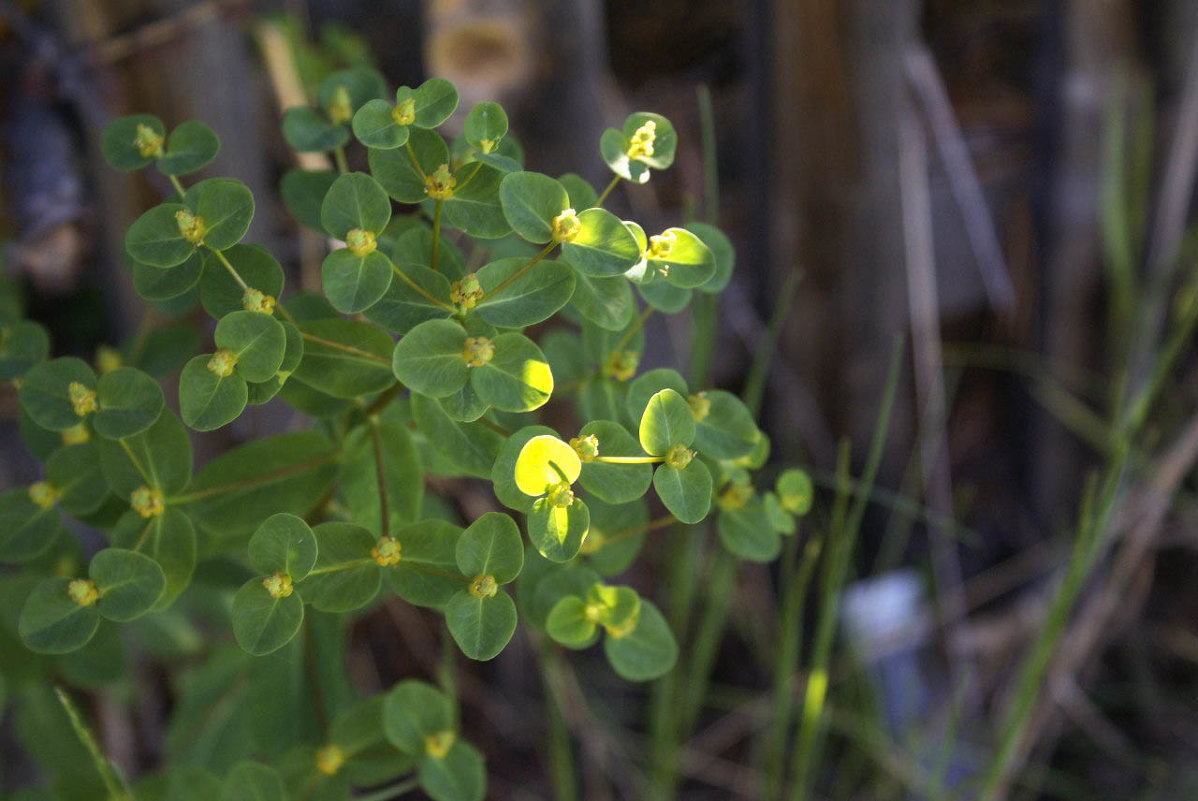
[0,69,811,800]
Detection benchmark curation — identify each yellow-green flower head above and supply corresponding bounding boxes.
[514,435,582,497]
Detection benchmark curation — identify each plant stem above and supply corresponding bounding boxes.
[168,174,186,199]
[405,140,427,180]
[594,175,620,208]
[390,260,456,312]
[743,269,801,417]
[613,305,654,355]
[591,515,677,548]
[208,246,249,291]
[678,548,739,735]
[431,199,443,272]
[368,417,390,535]
[332,145,348,174]
[55,687,131,801]
[480,242,556,300]
[354,777,420,801]
[591,455,663,465]
[300,332,392,364]
[537,641,579,801]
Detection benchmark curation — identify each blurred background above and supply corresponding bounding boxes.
[2,0,1198,799]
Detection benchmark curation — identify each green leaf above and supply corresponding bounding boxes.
[282,106,350,153]
[102,114,164,170]
[602,599,677,681]
[95,406,192,496]
[570,271,634,331]
[470,333,553,412]
[128,323,204,378]
[456,513,523,583]
[545,596,597,649]
[200,244,285,318]
[291,318,395,398]
[464,102,508,151]
[90,547,166,621]
[638,277,692,312]
[352,98,410,149]
[580,376,630,427]
[321,249,393,313]
[321,172,392,239]
[626,369,688,423]
[183,178,255,251]
[179,354,248,431]
[125,203,193,268]
[645,227,715,288]
[490,425,557,513]
[281,169,338,231]
[777,468,814,516]
[639,388,695,454]
[625,112,677,169]
[19,356,97,431]
[301,522,380,612]
[369,128,449,203]
[0,488,63,563]
[0,320,50,380]
[110,508,196,608]
[412,78,459,128]
[187,431,338,539]
[687,222,735,293]
[317,66,387,115]
[442,163,510,239]
[560,209,641,277]
[652,460,712,524]
[558,173,598,210]
[158,120,220,176]
[694,390,759,460]
[389,520,464,609]
[382,679,455,754]
[499,171,569,243]
[764,492,797,534]
[577,420,652,504]
[231,578,304,655]
[18,579,101,653]
[340,421,423,534]
[45,442,108,516]
[215,311,287,383]
[446,590,517,661]
[513,433,581,497]
[132,253,203,301]
[418,741,485,801]
[220,761,288,801]
[582,496,649,576]
[364,263,453,334]
[392,319,469,398]
[249,513,318,579]
[600,127,649,184]
[389,226,466,278]
[410,393,503,479]
[717,498,780,562]
[474,257,575,327]
[528,498,589,562]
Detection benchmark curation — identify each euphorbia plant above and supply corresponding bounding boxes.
[0,68,811,801]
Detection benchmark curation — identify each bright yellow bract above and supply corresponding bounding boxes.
[514,435,582,497]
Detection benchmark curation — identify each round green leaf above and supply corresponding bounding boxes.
[125,203,193,268]
[583,496,649,576]
[602,599,677,681]
[0,488,63,563]
[132,253,203,301]
[318,66,388,115]
[321,172,392,239]
[231,577,304,656]
[764,492,797,535]
[392,319,469,398]
[560,208,641,277]
[291,318,395,398]
[777,468,814,516]
[93,366,164,439]
[389,519,464,609]
[110,507,196,608]
[200,244,285,318]
[717,499,781,562]
[545,596,598,649]
[95,406,191,495]
[0,320,50,380]
[282,106,350,153]
[281,168,338,232]
[694,389,759,460]
[442,162,510,239]
[491,425,558,513]
[577,420,652,504]
[389,226,467,277]
[653,460,712,524]
[528,498,589,563]
[445,590,517,661]
[418,741,485,801]
[365,263,453,334]
[301,522,381,612]
[90,547,166,621]
[639,388,695,455]
[456,512,523,583]
[340,421,423,534]
[157,120,220,176]
[352,98,410,149]
[214,311,287,383]
[412,78,458,128]
[474,257,575,328]
[382,680,454,754]
[183,178,254,251]
[410,393,503,479]
[321,249,393,314]
[249,513,318,579]
[687,222,735,293]
[558,173,598,210]
[369,128,449,204]
[513,433,581,497]
[639,276,692,312]
[645,227,715,288]
[570,271,634,331]
[220,761,287,801]
[499,171,568,243]
[19,356,97,431]
[179,355,248,431]
[465,102,508,151]
[626,369,688,423]
[45,442,108,516]
[470,333,553,412]
[102,114,164,170]
[600,127,649,184]
[18,578,101,653]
